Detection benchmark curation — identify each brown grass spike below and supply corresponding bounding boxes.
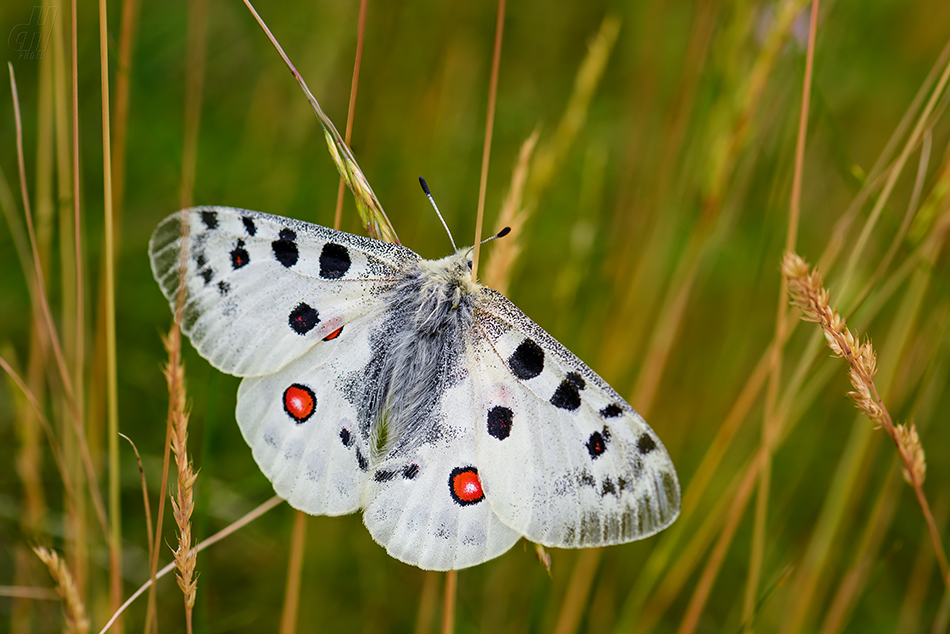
[163,330,199,632]
[33,546,89,634]
[782,252,949,585]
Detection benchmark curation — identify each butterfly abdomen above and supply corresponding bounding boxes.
[346,254,477,463]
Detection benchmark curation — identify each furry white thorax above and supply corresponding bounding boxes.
[360,248,481,461]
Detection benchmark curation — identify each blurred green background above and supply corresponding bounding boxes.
[2,0,950,632]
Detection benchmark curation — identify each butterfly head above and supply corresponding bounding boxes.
[419,249,480,295]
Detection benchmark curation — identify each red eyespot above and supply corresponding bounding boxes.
[449,467,484,506]
[283,384,316,423]
[323,326,343,341]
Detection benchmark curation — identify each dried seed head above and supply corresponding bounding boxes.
[896,424,927,485]
[33,546,89,634]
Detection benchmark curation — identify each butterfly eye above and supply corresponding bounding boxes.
[467,260,473,270]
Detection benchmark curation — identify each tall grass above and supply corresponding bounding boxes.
[2,1,950,633]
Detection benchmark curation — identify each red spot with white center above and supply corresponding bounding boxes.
[449,467,484,506]
[283,384,316,423]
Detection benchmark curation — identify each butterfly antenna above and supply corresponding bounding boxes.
[465,226,511,259]
[481,226,511,245]
[419,177,457,252]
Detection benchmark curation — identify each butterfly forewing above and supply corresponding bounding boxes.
[148,207,419,376]
[469,288,681,547]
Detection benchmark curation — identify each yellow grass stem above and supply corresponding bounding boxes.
[279,510,308,634]
[179,0,209,210]
[51,0,87,593]
[0,166,31,272]
[33,546,89,634]
[119,433,154,560]
[469,0,505,282]
[0,586,60,601]
[632,451,759,633]
[10,62,110,544]
[111,0,142,216]
[818,462,902,634]
[96,0,123,622]
[333,0,368,232]
[481,16,618,289]
[6,343,48,632]
[746,2,820,629]
[441,569,457,634]
[1,354,78,512]
[414,572,439,634]
[481,130,537,293]
[70,5,86,573]
[629,0,810,418]
[896,504,948,633]
[99,496,283,634]
[242,0,399,243]
[552,549,602,634]
[836,39,950,305]
[145,383,174,634]
[677,452,763,634]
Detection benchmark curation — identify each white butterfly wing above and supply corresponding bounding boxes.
[235,310,387,515]
[361,370,520,571]
[148,206,419,376]
[470,288,681,548]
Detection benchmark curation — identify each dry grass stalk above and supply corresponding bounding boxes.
[163,330,198,630]
[33,546,89,634]
[468,0,507,282]
[481,129,538,293]
[782,252,948,584]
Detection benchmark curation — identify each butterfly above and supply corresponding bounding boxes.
[149,205,680,570]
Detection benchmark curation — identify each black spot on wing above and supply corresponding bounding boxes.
[339,428,352,448]
[600,404,622,418]
[231,239,249,269]
[200,210,218,229]
[586,431,607,458]
[195,253,207,268]
[199,268,213,285]
[217,280,230,296]
[566,372,585,390]
[487,406,513,440]
[356,447,368,471]
[272,228,299,268]
[638,433,657,454]
[373,470,396,483]
[551,379,581,411]
[508,339,544,380]
[241,216,257,236]
[319,243,351,279]
[578,469,596,488]
[402,464,419,480]
[289,303,320,335]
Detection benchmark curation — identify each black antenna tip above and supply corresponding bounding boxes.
[418,177,431,196]
[496,226,511,238]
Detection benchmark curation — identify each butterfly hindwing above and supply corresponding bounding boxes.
[361,372,521,571]
[148,206,419,376]
[469,288,681,548]
[234,310,385,515]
